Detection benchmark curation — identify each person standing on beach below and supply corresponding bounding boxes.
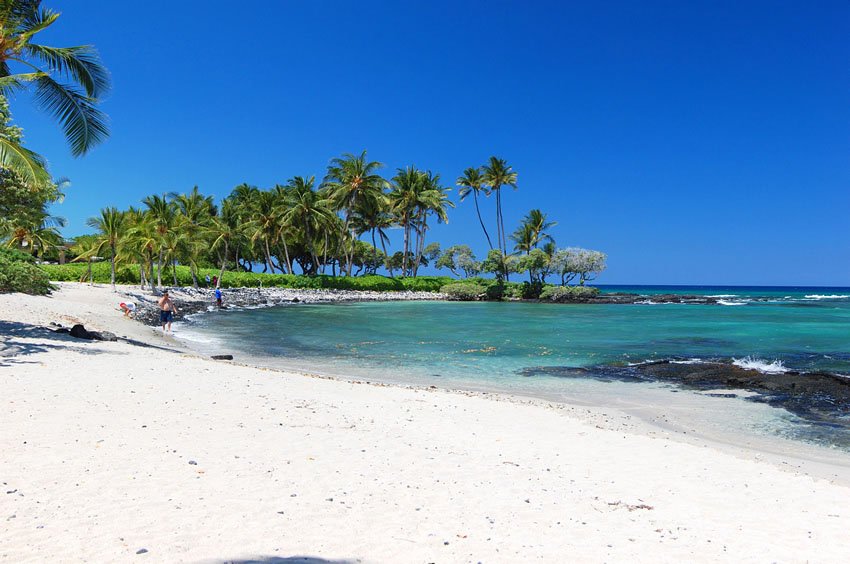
[215,287,223,308]
[205,274,211,287]
[158,290,178,333]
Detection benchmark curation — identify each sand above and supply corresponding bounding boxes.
[2,283,850,563]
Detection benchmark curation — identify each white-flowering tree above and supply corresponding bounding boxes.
[550,247,607,286]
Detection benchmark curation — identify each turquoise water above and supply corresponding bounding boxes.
[181,287,850,451]
[185,289,850,377]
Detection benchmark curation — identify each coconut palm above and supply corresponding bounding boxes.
[457,167,493,250]
[5,210,64,256]
[85,206,124,290]
[0,1,110,184]
[511,209,556,254]
[411,172,454,277]
[388,166,424,277]
[350,194,392,277]
[172,187,216,286]
[322,150,387,276]
[141,194,177,288]
[481,156,518,277]
[281,175,335,274]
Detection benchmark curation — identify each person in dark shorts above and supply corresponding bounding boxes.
[215,287,223,307]
[157,290,178,333]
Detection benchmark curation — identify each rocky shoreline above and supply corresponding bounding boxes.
[121,286,447,326]
[520,360,850,436]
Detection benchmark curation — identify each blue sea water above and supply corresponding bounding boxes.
[180,286,850,451]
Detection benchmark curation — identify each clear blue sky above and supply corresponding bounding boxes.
[12,0,850,285]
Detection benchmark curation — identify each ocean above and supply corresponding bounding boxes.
[180,286,850,452]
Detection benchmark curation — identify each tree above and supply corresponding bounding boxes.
[0,0,110,185]
[511,209,556,254]
[388,166,423,277]
[282,176,335,275]
[142,194,177,288]
[550,247,607,286]
[481,156,517,274]
[457,167,492,250]
[515,248,550,284]
[436,244,480,278]
[86,206,124,290]
[322,150,387,276]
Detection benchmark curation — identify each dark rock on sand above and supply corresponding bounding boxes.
[68,324,118,341]
[211,354,233,361]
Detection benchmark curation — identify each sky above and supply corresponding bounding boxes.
[11,0,850,285]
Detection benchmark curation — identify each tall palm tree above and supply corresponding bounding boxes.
[481,156,518,278]
[0,1,110,184]
[350,194,392,277]
[388,166,424,277]
[411,171,454,277]
[457,167,492,250]
[322,150,387,276]
[86,206,124,290]
[142,193,177,288]
[281,175,335,274]
[172,186,215,287]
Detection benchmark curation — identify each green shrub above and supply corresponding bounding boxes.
[539,285,600,302]
[40,263,454,293]
[484,281,505,301]
[440,282,485,301]
[0,254,52,295]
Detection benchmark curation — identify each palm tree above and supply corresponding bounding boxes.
[457,167,492,250]
[0,1,110,184]
[5,211,64,257]
[246,189,280,274]
[208,199,244,286]
[481,156,518,278]
[511,209,556,254]
[142,194,177,288]
[411,171,454,277]
[281,175,335,274]
[388,166,424,277]
[172,186,215,287]
[86,206,124,290]
[322,150,387,276]
[350,194,392,277]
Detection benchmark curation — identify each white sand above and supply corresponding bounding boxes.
[2,283,850,563]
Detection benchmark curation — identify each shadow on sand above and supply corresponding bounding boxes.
[222,558,360,564]
[0,320,181,367]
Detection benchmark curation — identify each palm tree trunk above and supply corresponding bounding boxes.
[370,229,378,275]
[474,191,493,250]
[218,241,228,287]
[190,264,198,289]
[139,264,145,289]
[402,221,410,277]
[379,231,392,277]
[156,248,163,288]
[264,239,274,274]
[281,236,292,274]
[172,259,178,286]
[110,243,116,290]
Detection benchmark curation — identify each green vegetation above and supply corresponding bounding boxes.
[540,285,600,301]
[0,247,51,294]
[440,282,485,301]
[40,262,453,292]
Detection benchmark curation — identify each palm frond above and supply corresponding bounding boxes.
[0,136,50,187]
[25,44,111,98]
[33,74,109,156]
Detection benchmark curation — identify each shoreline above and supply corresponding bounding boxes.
[3,282,850,561]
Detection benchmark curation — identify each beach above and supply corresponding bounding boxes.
[2,283,850,563]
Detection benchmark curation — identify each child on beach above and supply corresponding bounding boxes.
[119,301,136,317]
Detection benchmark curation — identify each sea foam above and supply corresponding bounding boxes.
[732,356,788,374]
